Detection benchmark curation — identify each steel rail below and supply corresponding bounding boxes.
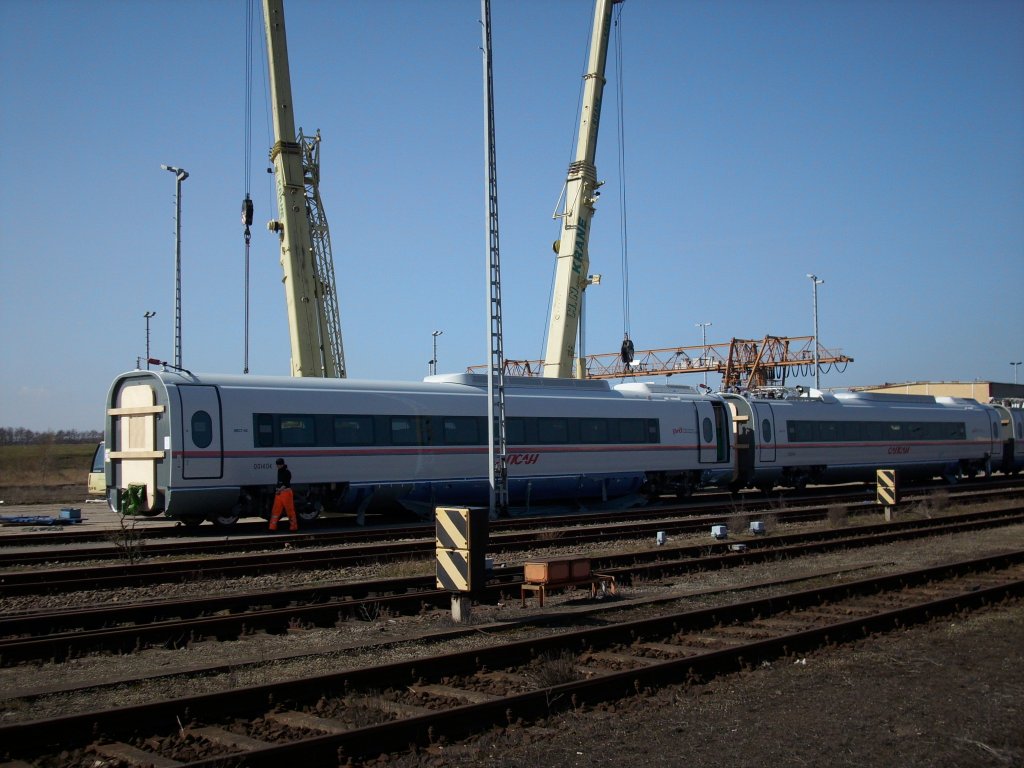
[2,552,1021,765]
[1,508,1020,665]
[0,497,1018,596]
[3,478,1019,556]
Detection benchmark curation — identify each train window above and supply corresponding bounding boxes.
[863,422,883,441]
[841,422,863,441]
[579,418,608,444]
[255,414,274,447]
[702,417,713,443]
[619,419,646,443]
[280,415,315,446]
[887,423,903,438]
[538,418,569,444]
[787,421,816,443]
[190,411,213,449]
[390,416,421,446]
[761,418,772,444]
[506,418,525,445]
[819,422,839,443]
[443,416,482,445]
[646,419,661,443]
[334,415,374,446]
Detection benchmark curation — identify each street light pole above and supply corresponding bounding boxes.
[161,164,189,368]
[430,330,443,376]
[807,273,824,390]
[696,321,712,388]
[144,311,156,369]
[1012,361,1022,385]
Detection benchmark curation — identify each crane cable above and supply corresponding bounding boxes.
[242,0,256,374]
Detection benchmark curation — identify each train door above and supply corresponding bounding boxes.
[177,385,223,479]
[696,400,728,464]
[755,403,777,463]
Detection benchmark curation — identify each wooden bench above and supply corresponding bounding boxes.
[520,573,616,607]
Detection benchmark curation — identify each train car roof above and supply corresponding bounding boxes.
[426,373,613,392]
[614,381,704,396]
[113,369,622,397]
[833,391,987,408]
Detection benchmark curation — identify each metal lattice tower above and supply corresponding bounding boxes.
[481,0,508,515]
[300,129,346,378]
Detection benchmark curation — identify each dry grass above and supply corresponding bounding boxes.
[826,504,849,528]
[0,443,96,504]
[530,651,581,688]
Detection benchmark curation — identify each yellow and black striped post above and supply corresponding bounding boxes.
[876,469,899,519]
[435,507,489,593]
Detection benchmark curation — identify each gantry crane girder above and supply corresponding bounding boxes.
[468,335,853,391]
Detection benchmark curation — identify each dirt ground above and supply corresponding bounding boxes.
[386,602,1024,768]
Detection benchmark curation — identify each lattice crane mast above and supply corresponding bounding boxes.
[543,0,621,379]
[262,0,346,378]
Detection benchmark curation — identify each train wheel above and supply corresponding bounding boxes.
[210,510,240,528]
[674,475,694,500]
[298,504,321,524]
[179,516,204,529]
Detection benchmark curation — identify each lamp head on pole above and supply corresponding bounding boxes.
[161,164,189,182]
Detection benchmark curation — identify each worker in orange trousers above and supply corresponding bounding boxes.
[269,458,298,531]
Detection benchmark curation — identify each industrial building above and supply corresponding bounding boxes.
[853,380,1024,403]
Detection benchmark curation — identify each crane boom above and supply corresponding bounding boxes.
[263,0,345,378]
[543,0,619,379]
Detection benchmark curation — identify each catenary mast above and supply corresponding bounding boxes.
[543,0,620,379]
[262,0,345,378]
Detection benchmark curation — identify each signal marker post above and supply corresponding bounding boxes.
[876,469,899,521]
[435,507,489,623]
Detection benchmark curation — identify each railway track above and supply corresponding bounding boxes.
[2,478,1017,563]
[2,550,1020,766]
[1,506,1021,666]
[0,491,1018,597]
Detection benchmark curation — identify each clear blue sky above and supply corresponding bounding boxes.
[1,0,1022,432]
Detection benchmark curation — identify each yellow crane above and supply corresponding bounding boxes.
[262,0,346,378]
[544,0,621,379]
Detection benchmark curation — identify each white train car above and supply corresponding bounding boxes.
[991,401,1024,474]
[721,389,1001,491]
[102,370,732,526]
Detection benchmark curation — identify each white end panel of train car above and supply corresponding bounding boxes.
[753,402,777,463]
[177,385,223,479]
[111,382,164,509]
